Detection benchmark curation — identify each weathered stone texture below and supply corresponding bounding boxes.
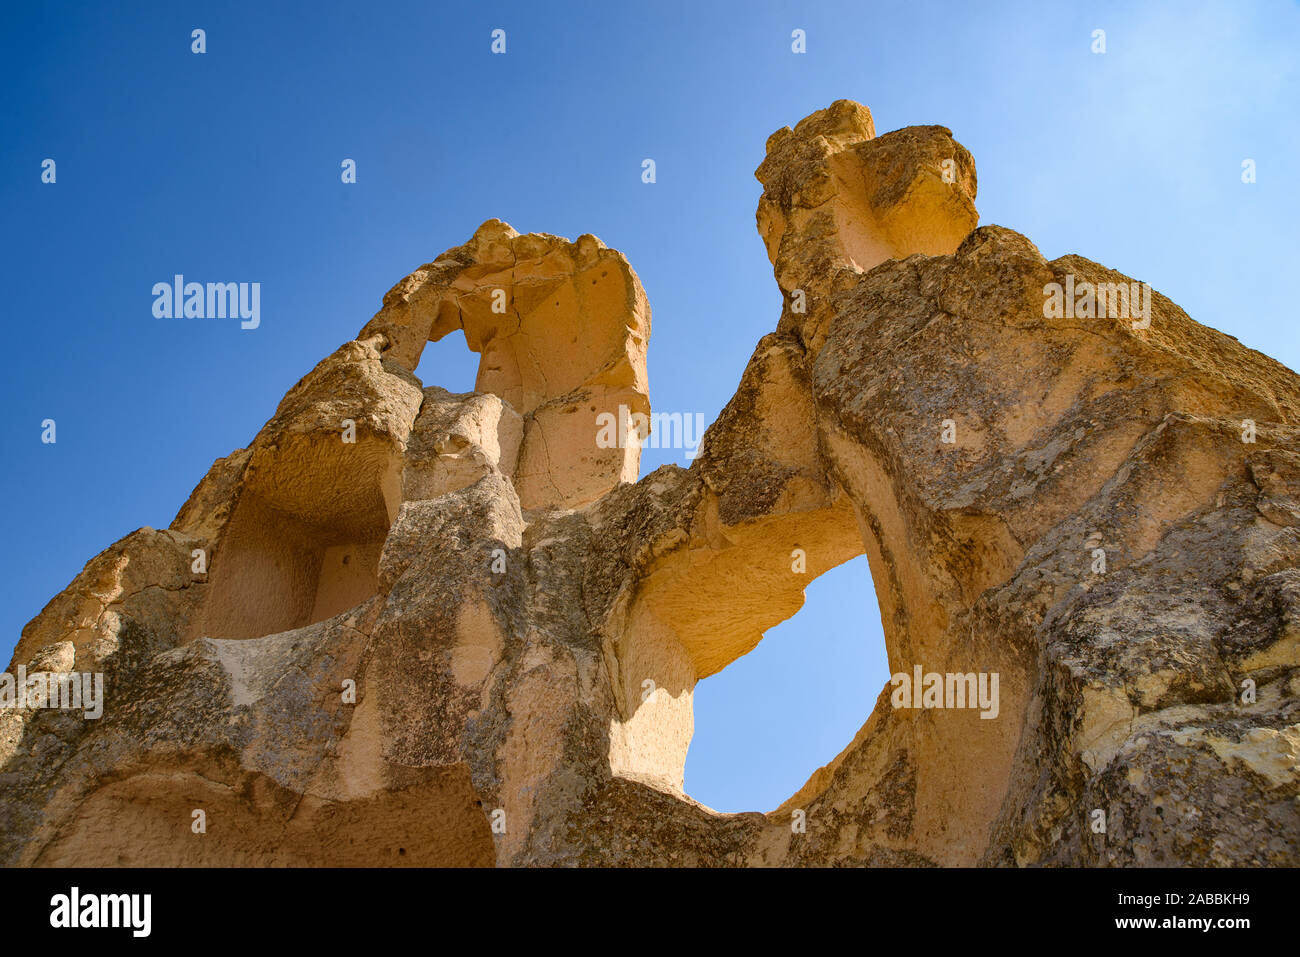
[4,100,1297,867]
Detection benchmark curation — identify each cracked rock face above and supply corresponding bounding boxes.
[3,100,1298,867]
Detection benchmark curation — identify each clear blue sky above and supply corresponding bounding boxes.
[2,1,1296,813]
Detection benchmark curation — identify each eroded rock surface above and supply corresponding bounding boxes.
[4,100,1297,867]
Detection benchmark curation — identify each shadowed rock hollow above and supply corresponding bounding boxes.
[3,100,1298,867]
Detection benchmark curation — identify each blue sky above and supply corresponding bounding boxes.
[2,0,1296,813]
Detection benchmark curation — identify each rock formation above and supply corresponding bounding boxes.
[3,100,1298,867]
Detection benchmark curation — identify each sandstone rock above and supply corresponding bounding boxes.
[3,100,1297,867]
[358,219,651,512]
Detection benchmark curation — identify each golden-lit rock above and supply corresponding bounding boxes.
[4,101,1298,868]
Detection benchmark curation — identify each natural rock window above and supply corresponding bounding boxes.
[5,100,1299,867]
[686,554,886,813]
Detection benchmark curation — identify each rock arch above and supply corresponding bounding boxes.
[4,100,1299,867]
[358,221,652,512]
